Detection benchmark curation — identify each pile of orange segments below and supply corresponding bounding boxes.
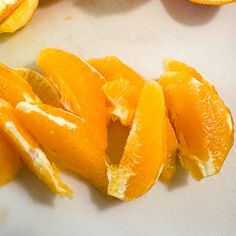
[0,48,234,201]
[0,0,235,33]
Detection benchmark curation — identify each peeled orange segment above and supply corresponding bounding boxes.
[15,68,61,107]
[0,0,23,23]
[164,58,205,83]
[190,0,235,5]
[0,133,21,186]
[37,48,108,151]
[0,0,38,33]
[0,64,41,106]
[102,78,142,126]
[89,56,145,126]
[159,71,234,180]
[160,118,178,183]
[16,102,109,192]
[0,99,72,197]
[108,81,167,201]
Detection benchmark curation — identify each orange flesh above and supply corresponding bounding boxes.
[0,133,21,185]
[160,118,178,183]
[89,56,145,126]
[0,64,40,106]
[108,81,167,201]
[159,71,234,180]
[0,0,23,23]
[37,48,107,151]
[16,102,109,192]
[0,98,71,197]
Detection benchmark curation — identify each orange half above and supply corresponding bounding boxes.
[190,0,235,5]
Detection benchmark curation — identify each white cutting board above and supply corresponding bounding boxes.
[0,0,236,235]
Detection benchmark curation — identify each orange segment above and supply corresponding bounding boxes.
[16,102,109,192]
[89,56,145,126]
[0,64,40,106]
[164,58,205,83]
[37,48,108,151]
[0,133,21,186]
[159,71,234,180]
[15,68,61,107]
[0,0,39,33]
[0,0,23,23]
[160,118,178,183]
[190,0,235,5]
[0,98,72,197]
[108,81,167,201]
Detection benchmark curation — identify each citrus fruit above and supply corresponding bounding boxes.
[16,102,109,192]
[89,56,145,126]
[15,68,61,107]
[0,133,21,186]
[108,81,167,201]
[0,98,72,197]
[159,71,234,180]
[37,48,108,151]
[0,63,40,106]
[190,0,235,5]
[0,0,23,23]
[0,0,38,33]
[160,117,178,183]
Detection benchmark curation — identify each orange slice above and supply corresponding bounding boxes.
[0,64,40,106]
[37,48,108,151]
[0,0,23,23]
[0,133,21,186]
[159,71,234,180]
[0,0,38,33]
[15,68,61,107]
[89,56,145,126]
[108,81,167,201]
[16,102,109,192]
[160,118,178,183]
[0,98,72,197]
[190,0,235,5]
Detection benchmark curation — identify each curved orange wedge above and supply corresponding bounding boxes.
[37,48,108,151]
[0,133,21,186]
[16,102,109,192]
[0,0,39,33]
[0,98,72,197]
[0,0,23,23]
[159,71,234,180]
[0,64,40,106]
[108,81,167,201]
[89,56,145,126]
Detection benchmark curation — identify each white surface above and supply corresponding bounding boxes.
[0,0,236,235]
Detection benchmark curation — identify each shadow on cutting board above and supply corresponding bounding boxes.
[161,0,220,26]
